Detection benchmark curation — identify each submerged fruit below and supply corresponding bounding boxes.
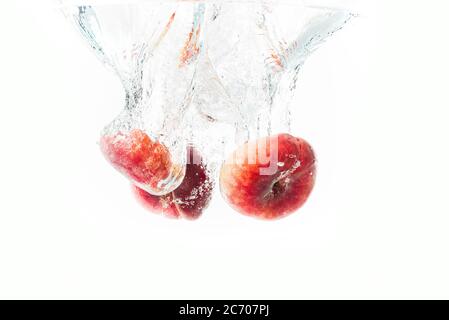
[134,146,213,220]
[220,133,316,220]
[100,129,172,192]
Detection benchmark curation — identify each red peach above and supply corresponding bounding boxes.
[134,146,213,220]
[219,133,316,220]
[100,129,172,191]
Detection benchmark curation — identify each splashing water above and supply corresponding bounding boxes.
[61,0,354,198]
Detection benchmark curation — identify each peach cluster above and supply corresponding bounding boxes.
[101,129,316,220]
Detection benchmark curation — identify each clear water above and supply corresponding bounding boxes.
[62,0,354,194]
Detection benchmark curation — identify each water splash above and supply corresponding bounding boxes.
[61,0,354,196]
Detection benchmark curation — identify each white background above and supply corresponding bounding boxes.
[1,0,449,299]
